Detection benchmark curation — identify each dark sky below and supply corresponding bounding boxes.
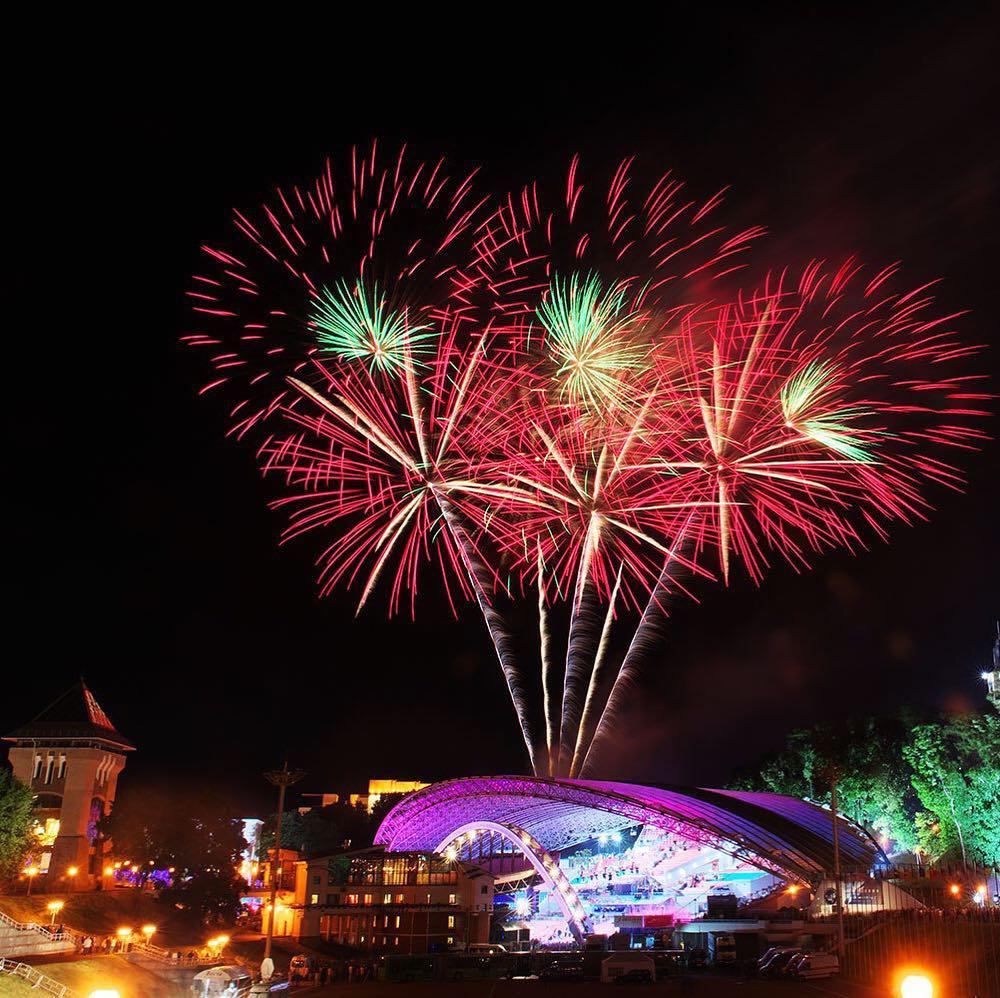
[7,8,998,814]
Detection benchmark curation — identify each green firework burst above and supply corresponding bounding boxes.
[310,280,435,374]
[780,360,877,463]
[537,272,649,408]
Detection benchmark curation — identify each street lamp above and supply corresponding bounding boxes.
[262,761,305,962]
[25,866,39,896]
[67,865,78,878]
[47,900,65,925]
[88,992,121,998]
[900,974,934,998]
[141,924,157,942]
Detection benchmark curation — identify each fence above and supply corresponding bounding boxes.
[805,866,1000,997]
[0,956,75,996]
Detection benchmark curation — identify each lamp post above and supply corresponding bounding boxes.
[262,762,305,963]
[25,867,39,896]
[47,900,65,926]
[829,771,845,960]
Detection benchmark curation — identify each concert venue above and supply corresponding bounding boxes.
[375,777,890,948]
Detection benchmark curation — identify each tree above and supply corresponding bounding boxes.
[903,713,1000,865]
[99,783,245,884]
[0,770,35,881]
[259,796,396,858]
[161,870,244,926]
[734,715,920,853]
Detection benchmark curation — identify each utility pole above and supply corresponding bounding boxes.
[262,762,305,962]
[830,771,845,960]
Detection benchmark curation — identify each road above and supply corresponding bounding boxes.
[291,977,882,996]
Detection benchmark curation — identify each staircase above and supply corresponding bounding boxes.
[0,910,76,959]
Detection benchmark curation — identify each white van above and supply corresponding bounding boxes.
[790,952,840,978]
[190,965,253,996]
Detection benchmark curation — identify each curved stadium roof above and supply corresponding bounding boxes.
[375,776,885,884]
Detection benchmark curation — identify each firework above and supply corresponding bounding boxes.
[187,147,988,781]
[183,140,489,437]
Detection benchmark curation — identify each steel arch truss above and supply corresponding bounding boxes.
[436,820,593,945]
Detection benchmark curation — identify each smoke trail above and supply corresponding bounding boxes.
[557,565,605,776]
[570,564,623,777]
[538,545,557,777]
[434,491,540,775]
[578,520,692,777]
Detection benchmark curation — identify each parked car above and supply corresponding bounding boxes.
[759,948,802,977]
[756,946,784,970]
[686,946,708,969]
[539,959,585,981]
[788,952,840,979]
[288,955,310,981]
[614,967,654,985]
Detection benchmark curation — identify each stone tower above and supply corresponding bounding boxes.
[4,680,135,890]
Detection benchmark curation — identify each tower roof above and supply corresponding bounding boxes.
[3,679,135,751]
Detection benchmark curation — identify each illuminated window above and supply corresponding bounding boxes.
[447,915,455,928]
[383,892,392,904]
[363,893,373,905]
[394,915,400,928]
[347,894,359,905]
[448,893,457,905]
[310,894,318,905]
[447,936,454,945]
[33,755,42,780]
[382,915,388,927]
[395,893,405,904]
[57,756,67,780]
[44,756,54,784]
[394,937,399,946]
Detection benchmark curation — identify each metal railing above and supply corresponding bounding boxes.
[0,956,76,996]
[0,909,75,946]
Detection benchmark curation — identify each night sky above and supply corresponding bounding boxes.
[7,9,998,814]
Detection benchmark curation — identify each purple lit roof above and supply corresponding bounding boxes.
[375,776,885,883]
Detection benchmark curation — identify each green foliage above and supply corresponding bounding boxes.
[0,770,35,880]
[738,708,998,862]
[259,797,395,857]
[98,783,245,881]
[903,713,1000,864]
[160,870,244,927]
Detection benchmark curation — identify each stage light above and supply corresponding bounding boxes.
[900,974,933,998]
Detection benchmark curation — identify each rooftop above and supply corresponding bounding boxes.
[4,679,135,751]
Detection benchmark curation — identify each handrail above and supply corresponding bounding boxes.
[0,909,75,945]
[0,956,76,997]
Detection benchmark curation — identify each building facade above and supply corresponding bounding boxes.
[298,848,493,953]
[3,680,135,890]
